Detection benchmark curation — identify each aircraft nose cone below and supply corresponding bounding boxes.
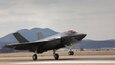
[75,34,87,41]
[82,34,87,38]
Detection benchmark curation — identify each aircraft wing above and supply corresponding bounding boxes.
[5,38,60,51]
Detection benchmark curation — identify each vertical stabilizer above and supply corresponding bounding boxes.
[13,32,29,43]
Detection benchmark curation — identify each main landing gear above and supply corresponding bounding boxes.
[53,50,59,60]
[32,49,38,60]
[32,54,37,60]
[32,50,59,60]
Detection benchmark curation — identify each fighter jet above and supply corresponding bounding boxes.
[5,30,86,60]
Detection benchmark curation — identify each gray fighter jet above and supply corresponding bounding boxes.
[5,30,86,60]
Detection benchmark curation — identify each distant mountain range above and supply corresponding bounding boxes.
[0,28,115,52]
[71,39,115,49]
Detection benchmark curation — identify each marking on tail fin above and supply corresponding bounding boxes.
[13,32,29,43]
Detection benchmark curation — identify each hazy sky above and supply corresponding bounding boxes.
[0,0,115,40]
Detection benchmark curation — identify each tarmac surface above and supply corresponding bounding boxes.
[0,55,115,65]
[13,59,115,64]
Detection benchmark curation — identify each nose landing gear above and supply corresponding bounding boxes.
[68,50,74,55]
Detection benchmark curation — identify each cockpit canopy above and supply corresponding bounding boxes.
[64,30,77,35]
[67,30,77,33]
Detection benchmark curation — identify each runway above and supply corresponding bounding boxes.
[1,51,115,65]
[1,56,115,65]
[13,60,115,64]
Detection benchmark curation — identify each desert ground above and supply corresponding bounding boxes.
[0,50,115,65]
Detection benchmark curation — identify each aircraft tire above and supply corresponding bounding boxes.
[54,54,59,60]
[68,51,74,55]
[32,54,37,60]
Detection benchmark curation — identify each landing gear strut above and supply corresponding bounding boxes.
[53,50,59,60]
